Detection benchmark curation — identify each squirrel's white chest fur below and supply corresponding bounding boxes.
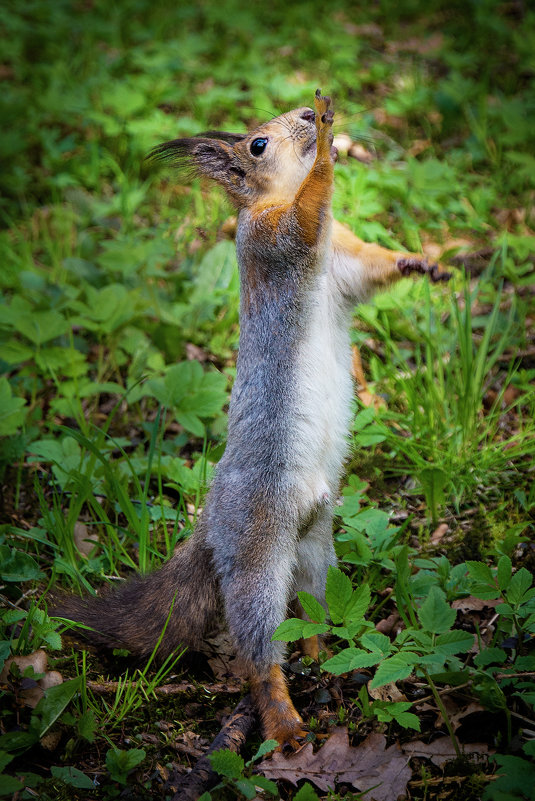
[289,266,354,518]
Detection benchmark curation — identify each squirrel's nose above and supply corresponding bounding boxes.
[300,108,315,123]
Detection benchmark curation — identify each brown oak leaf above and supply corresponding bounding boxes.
[259,728,411,800]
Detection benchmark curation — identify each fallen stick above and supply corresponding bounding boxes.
[86,679,242,696]
[171,693,258,801]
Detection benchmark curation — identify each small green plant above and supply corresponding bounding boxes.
[273,557,535,757]
[355,276,531,523]
[106,746,146,785]
[199,740,279,800]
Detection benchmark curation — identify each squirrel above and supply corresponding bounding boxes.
[57,91,450,748]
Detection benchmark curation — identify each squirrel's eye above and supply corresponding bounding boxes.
[250,137,268,156]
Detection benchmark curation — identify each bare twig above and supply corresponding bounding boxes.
[86,679,242,696]
[170,693,258,801]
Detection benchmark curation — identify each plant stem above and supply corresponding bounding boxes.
[422,668,462,759]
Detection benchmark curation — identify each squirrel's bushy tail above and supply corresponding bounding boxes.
[54,532,220,658]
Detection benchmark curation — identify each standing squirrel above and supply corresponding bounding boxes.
[59,91,449,748]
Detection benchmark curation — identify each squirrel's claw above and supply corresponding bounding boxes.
[397,256,452,283]
[314,89,333,124]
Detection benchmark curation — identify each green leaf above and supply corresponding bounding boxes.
[176,411,204,438]
[344,584,371,623]
[434,630,475,655]
[249,740,278,762]
[360,632,392,656]
[250,774,278,795]
[294,782,321,801]
[466,561,494,584]
[235,778,257,799]
[271,619,307,642]
[392,712,421,730]
[473,673,507,713]
[208,749,244,780]
[13,309,68,346]
[370,652,419,688]
[0,774,24,796]
[77,709,97,742]
[322,648,381,675]
[51,766,94,789]
[297,591,326,623]
[417,586,456,634]
[497,555,512,591]
[483,754,535,799]
[105,748,146,784]
[474,648,507,668]
[0,546,44,582]
[0,378,27,436]
[325,566,352,624]
[506,567,533,605]
[300,622,330,639]
[32,676,82,738]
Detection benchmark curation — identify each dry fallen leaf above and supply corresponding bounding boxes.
[348,143,374,163]
[74,521,99,557]
[403,736,489,766]
[375,612,400,635]
[260,728,412,800]
[0,650,64,708]
[430,523,449,544]
[368,682,406,703]
[452,597,500,613]
[332,133,352,157]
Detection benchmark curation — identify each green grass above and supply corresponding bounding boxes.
[1,0,534,798]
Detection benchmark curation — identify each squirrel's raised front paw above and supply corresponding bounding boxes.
[397,256,452,283]
[314,89,333,125]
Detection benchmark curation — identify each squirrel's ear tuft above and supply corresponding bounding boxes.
[148,137,247,203]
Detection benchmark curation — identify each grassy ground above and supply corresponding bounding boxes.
[1,0,534,798]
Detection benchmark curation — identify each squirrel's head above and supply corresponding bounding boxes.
[150,106,327,208]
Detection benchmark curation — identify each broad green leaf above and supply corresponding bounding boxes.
[77,710,97,743]
[344,584,371,623]
[473,673,507,712]
[297,591,326,623]
[13,309,68,345]
[466,561,494,585]
[417,586,456,634]
[105,748,146,784]
[271,618,307,642]
[176,411,204,438]
[0,775,24,796]
[325,566,352,624]
[360,632,392,656]
[300,622,329,639]
[0,546,43,582]
[370,652,419,688]
[32,676,82,738]
[506,567,533,605]
[474,648,507,668]
[249,740,278,762]
[392,712,421,730]
[51,766,94,789]
[322,648,381,676]
[0,378,26,436]
[249,774,278,794]
[208,749,244,780]
[235,778,257,799]
[497,555,512,591]
[294,783,321,801]
[435,630,474,655]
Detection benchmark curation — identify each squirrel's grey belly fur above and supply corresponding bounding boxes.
[198,217,352,671]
